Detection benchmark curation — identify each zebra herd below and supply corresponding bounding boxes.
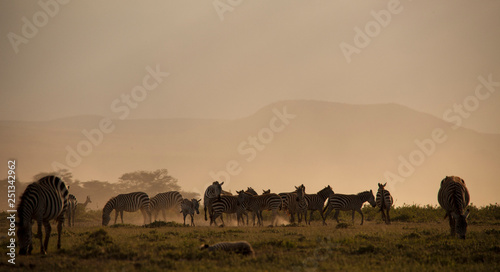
[16,175,471,255]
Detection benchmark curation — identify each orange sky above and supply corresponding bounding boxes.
[1,0,499,135]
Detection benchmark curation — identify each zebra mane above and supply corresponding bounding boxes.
[357,191,372,200]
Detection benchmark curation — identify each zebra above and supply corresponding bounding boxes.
[245,187,258,195]
[438,176,470,239]
[200,241,255,257]
[204,181,224,221]
[102,192,151,226]
[67,194,77,227]
[180,198,201,226]
[17,175,69,255]
[376,182,394,224]
[237,190,282,226]
[304,185,334,225]
[210,195,248,226]
[323,190,376,225]
[295,185,308,224]
[150,191,183,221]
[279,191,301,223]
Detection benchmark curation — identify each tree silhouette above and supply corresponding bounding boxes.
[115,169,181,195]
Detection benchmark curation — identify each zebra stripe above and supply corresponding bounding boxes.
[210,195,248,226]
[102,192,151,226]
[304,186,334,225]
[204,181,224,221]
[323,190,376,225]
[237,191,282,226]
[17,175,69,255]
[67,194,78,227]
[438,176,470,239]
[200,241,255,257]
[376,183,394,224]
[279,192,301,223]
[150,191,183,221]
[180,198,201,226]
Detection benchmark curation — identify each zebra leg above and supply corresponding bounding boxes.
[357,209,364,225]
[57,219,63,249]
[386,208,391,224]
[37,220,45,254]
[308,210,315,225]
[43,221,51,254]
[120,211,124,224]
[140,208,148,225]
[191,214,195,226]
[162,209,167,222]
[333,210,340,223]
[114,210,119,224]
[204,206,208,221]
[448,212,455,236]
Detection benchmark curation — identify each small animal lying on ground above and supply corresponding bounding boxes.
[200,241,255,257]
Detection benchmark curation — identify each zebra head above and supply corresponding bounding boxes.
[192,199,201,214]
[17,221,33,255]
[452,209,470,239]
[378,183,387,189]
[318,186,334,197]
[245,187,258,196]
[295,185,305,201]
[213,181,224,200]
[367,190,377,207]
[236,190,251,206]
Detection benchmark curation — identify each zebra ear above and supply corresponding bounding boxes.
[198,199,201,203]
[383,183,387,187]
[220,182,224,186]
[295,186,298,190]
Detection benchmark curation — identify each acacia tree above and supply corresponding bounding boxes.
[115,169,181,195]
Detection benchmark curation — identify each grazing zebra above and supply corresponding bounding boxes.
[17,175,69,255]
[180,198,201,226]
[323,190,376,225]
[438,176,470,239]
[376,183,394,224]
[210,195,248,226]
[200,241,255,257]
[204,181,224,221]
[304,186,334,225]
[295,185,308,224]
[102,192,151,226]
[237,190,282,226]
[67,194,77,227]
[150,191,183,221]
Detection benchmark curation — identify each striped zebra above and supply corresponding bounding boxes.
[102,192,151,226]
[279,191,301,223]
[237,190,282,226]
[17,175,69,255]
[295,185,308,224]
[180,198,201,226]
[150,191,183,221]
[210,195,248,226]
[376,182,394,225]
[200,241,255,257]
[438,176,470,239]
[304,185,334,225]
[323,190,376,225]
[204,181,224,221]
[67,194,77,227]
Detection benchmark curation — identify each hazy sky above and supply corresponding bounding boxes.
[1,1,499,133]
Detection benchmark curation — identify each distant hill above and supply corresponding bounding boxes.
[1,100,499,207]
